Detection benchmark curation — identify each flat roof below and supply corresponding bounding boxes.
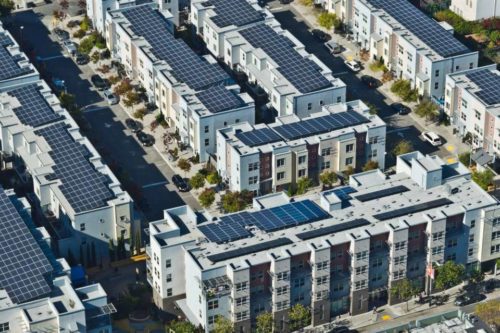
[465,68,500,106]
[195,85,245,113]
[202,0,264,28]
[0,33,34,81]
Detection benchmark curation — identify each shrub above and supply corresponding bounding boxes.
[90,51,100,64]
[206,172,221,185]
[317,12,340,30]
[369,59,387,72]
[390,79,418,102]
[189,173,205,190]
[78,36,95,54]
[80,15,91,32]
[73,29,86,39]
[97,64,110,74]
[198,188,216,208]
[133,108,147,120]
[108,75,120,85]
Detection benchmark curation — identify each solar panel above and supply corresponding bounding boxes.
[296,218,371,240]
[373,198,453,221]
[355,185,409,202]
[7,84,63,127]
[235,127,282,147]
[204,0,264,28]
[121,5,229,91]
[0,33,33,81]
[34,123,115,213]
[0,186,52,304]
[326,186,357,201]
[367,0,469,58]
[195,85,244,113]
[465,69,500,106]
[207,238,293,263]
[239,24,331,93]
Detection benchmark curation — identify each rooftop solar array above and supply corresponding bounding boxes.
[121,5,229,91]
[0,32,33,81]
[373,198,453,221]
[0,186,52,304]
[465,69,500,106]
[235,127,282,147]
[34,123,115,213]
[355,185,409,202]
[240,24,331,93]
[7,84,63,127]
[204,0,264,28]
[195,85,245,113]
[199,200,329,243]
[296,218,371,240]
[367,0,469,58]
[207,238,293,263]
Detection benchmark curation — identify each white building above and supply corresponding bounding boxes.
[146,151,500,332]
[191,0,346,117]
[106,4,255,162]
[445,65,500,158]
[327,0,478,100]
[451,0,500,21]
[217,100,386,194]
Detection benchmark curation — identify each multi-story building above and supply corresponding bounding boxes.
[327,0,478,100]
[216,100,386,194]
[146,151,500,332]
[0,185,115,333]
[444,65,500,158]
[450,0,500,21]
[106,4,255,162]
[191,0,346,117]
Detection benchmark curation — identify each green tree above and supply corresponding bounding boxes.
[317,12,337,30]
[221,191,249,213]
[343,166,355,177]
[296,177,312,195]
[114,78,133,96]
[288,303,311,331]
[458,151,471,167]
[59,92,77,112]
[320,171,338,188]
[390,278,419,312]
[80,15,92,32]
[472,170,494,191]
[206,171,221,185]
[189,173,205,189]
[0,0,14,16]
[366,102,379,115]
[90,50,100,64]
[214,316,233,333]
[415,98,439,122]
[198,188,215,208]
[177,158,191,176]
[167,320,200,333]
[256,312,273,333]
[392,140,413,156]
[475,299,500,330]
[123,91,140,111]
[362,160,379,171]
[78,36,95,54]
[434,261,465,290]
[299,0,314,6]
[390,79,418,102]
[468,269,484,285]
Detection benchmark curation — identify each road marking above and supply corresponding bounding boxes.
[270,6,283,11]
[36,54,66,61]
[82,106,108,113]
[332,71,349,76]
[447,157,457,164]
[142,181,168,189]
[382,315,391,321]
[446,144,456,152]
[386,126,411,134]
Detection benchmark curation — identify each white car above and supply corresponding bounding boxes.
[62,40,77,56]
[103,90,119,105]
[324,40,342,54]
[344,60,361,72]
[422,131,442,146]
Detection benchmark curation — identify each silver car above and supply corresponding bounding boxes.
[103,90,119,105]
[62,40,78,56]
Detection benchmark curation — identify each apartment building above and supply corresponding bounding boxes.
[0,78,133,262]
[444,65,500,158]
[327,0,478,100]
[106,4,255,162]
[451,0,500,21]
[217,100,386,194]
[0,185,115,333]
[146,151,500,332]
[191,0,346,117]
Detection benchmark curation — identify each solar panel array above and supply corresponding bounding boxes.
[373,198,453,221]
[7,84,63,127]
[355,185,409,202]
[207,238,293,263]
[199,200,329,243]
[0,32,33,81]
[195,85,244,113]
[205,0,264,28]
[34,123,115,213]
[465,69,500,106]
[296,218,371,240]
[121,5,229,91]
[367,0,469,58]
[0,186,52,304]
[235,127,282,147]
[240,24,331,93]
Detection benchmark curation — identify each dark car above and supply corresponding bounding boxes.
[361,75,381,88]
[136,131,154,147]
[172,174,190,192]
[279,0,292,3]
[53,28,69,41]
[454,293,485,306]
[391,102,411,115]
[329,326,350,333]
[311,29,330,42]
[125,118,142,133]
[482,280,496,293]
[75,53,89,65]
[90,74,108,91]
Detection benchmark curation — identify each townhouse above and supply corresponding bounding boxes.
[191,0,346,117]
[450,0,500,21]
[0,185,114,333]
[444,65,500,158]
[216,100,386,195]
[106,4,255,162]
[327,0,478,100]
[146,151,500,332]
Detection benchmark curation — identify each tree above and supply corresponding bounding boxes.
[256,312,273,333]
[114,78,133,96]
[390,79,418,102]
[213,316,233,333]
[0,0,14,16]
[390,278,419,312]
[392,140,413,157]
[362,160,379,171]
[475,299,500,330]
[288,303,311,331]
[59,92,77,112]
[123,91,140,111]
[221,191,249,213]
[296,177,312,195]
[90,50,100,64]
[468,269,484,285]
[458,151,471,167]
[320,171,338,188]
[177,158,191,176]
[317,12,337,30]
[206,171,221,185]
[434,261,465,290]
[198,188,215,208]
[343,166,355,177]
[415,98,439,122]
[78,36,95,54]
[167,320,201,333]
[472,169,494,191]
[189,173,205,190]
[299,0,314,6]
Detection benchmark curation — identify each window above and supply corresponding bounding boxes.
[434,82,439,90]
[408,262,420,272]
[372,257,383,268]
[166,274,172,282]
[447,239,458,248]
[276,287,288,296]
[276,301,289,311]
[166,259,171,268]
[316,276,328,285]
[345,157,353,166]
[470,220,476,228]
[435,69,439,77]
[277,172,285,181]
[236,311,248,321]
[298,155,306,164]
[371,274,383,283]
[369,136,378,144]
[298,169,306,178]
[294,293,305,302]
[393,270,405,280]
[408,230,420,240]
[167,288,173,297]
[337,96,342,103]
[354,280,367,290]
[492,217,500,226]
[355,266,367,275]
[469,234,474,243]
[446,253,457,261]
[248,176,258,185]
[394,255,406,265]
[208,299,219,310]
[332,282,344,292]
[0,323,9,333]
[307,103,312,110]
[469,62,474,69]
[432,231,444,241]
[235,282,248,292]
[276,272,289,281]
[432,246,443,255]
[277,158,285,167]
[204,138,209,146]
[492,244,500,254]
[208,316,216,325]
[346,144,354,153]
[462,99,468,108]
[248,162,259,172]
[294,277,305,287]
[320,100,324,106]
[394,241,406,251]
[356,251,368,260]
[236,296,248,306]
[321,161,331,170]
[321,148,331,156]
[316,261,328,271]
[80,223,86,231]
[492,231,500,240]
[468,248,474,256]
[204,125,209,133]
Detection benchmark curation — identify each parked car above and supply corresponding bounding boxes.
[279,0,292,3]
[66,20,81,28]
[53,28,69,41]
[125,118,142,133]
[136,131,154,147]
[311,29,330,41]
[344,60,361,72]
[172,174,190,192]
[422,131,442,146]
[75,53,89,65]
[90,74,108,91]
[391,102,411,115]
[62,40,78,56]
[361,75,381,88]
[324,40,342,54]
[467,314,479,323]
[103,89,119,105]
[482,280,496,293]
[454,294,485,306]
[329,326,350,333]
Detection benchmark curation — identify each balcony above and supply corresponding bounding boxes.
[202,275,232,299]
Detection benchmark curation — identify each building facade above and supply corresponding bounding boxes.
[450,0,500,21]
